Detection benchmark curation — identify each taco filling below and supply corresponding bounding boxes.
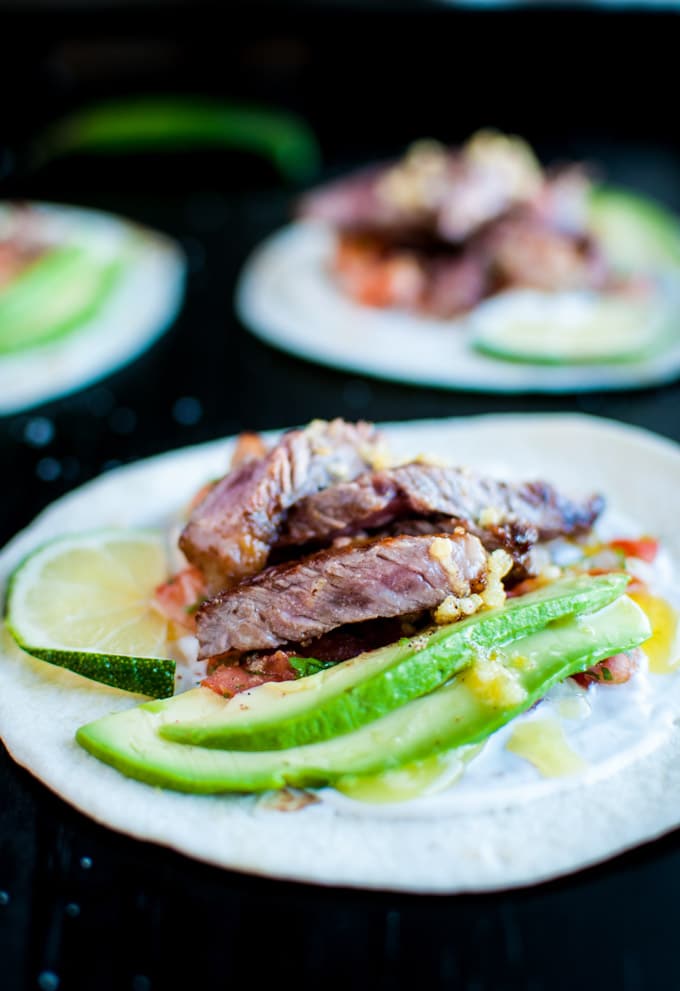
[0,202,127,357]
[7,417,670,798]
[298,131,651,319]
[152,417,651,709]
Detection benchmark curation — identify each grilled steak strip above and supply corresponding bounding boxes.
[280,462,603,549]
[180,418,382,592]
[374,515,538,582]
[196,532,488,658]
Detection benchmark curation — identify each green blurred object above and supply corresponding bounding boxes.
[0,246,124,355]
[35,97,321,182]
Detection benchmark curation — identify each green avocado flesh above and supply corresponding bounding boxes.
[161,573,629,751]
[0,245,123,355]
[75,594,650,794]
[589,187,680,273]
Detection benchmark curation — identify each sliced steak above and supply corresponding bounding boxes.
[376,516,538,582]
[281,462,603,550]
[478,209,607,293]
[196,531,488,658]
[180,418,382,592]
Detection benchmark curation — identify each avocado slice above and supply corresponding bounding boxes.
[0,246,123,355]
[75,594,650,794]
[589,186,680,273]
[472,188,680,368]
[161,573,629,752]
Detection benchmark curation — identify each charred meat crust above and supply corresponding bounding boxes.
[179,418,382,592]
[196,532,488,658]
[280,462,604,550]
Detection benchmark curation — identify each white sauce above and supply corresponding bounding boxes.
[321,507,680,819]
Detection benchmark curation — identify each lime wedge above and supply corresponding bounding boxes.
[471,287,674,365]
[589,187,680,273]
[5,530,176,697]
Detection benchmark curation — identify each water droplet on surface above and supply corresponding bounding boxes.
[36,457,61,482]
[65,903,80,918]
[132,975,151,991]
[38,971,60,991]
[79,856,92,870]
[0,891,9,906]
[172,396,203,426]
[24,417,55,448]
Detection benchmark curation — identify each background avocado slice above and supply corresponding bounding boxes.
[160,573,630,752]
[0,246,124,355]
[589,187,680,273]
[76,595,650,794]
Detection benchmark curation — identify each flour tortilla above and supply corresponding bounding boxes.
[0,202,186,414]
[1,413,680,894]
[236,221,680,394]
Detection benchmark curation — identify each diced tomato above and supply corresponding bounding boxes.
[608,538,659,563]
[230,432,267,469]
[152,565,206,632]
[572,649,641,687]
[334,236,423,309]
[506,577,546,599]
[585,566,648,595]
[202,665,270,697]
[203,651,297,698]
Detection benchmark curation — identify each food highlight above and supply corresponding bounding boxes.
[5,418,676,805]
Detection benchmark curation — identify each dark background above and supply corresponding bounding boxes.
[2,3,680,989]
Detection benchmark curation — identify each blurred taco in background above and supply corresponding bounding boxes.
[0,201,185,414]
[297,131,680,365]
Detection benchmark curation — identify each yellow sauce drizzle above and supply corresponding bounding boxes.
[334,747,481,804]
[629,592,679,674]
[506,719,586,777]
[557,695,591,721]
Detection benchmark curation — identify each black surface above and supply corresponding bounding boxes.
[2,6,680,991]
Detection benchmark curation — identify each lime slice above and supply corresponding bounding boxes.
[5,530,176,697]
[471,287,675,365]
[471,188,680,366]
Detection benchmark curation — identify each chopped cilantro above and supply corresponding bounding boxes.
[289,656,337,678]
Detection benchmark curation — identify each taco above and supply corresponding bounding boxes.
[237,133,680,393]
[1,414,679,893]
[0,201,185,413]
